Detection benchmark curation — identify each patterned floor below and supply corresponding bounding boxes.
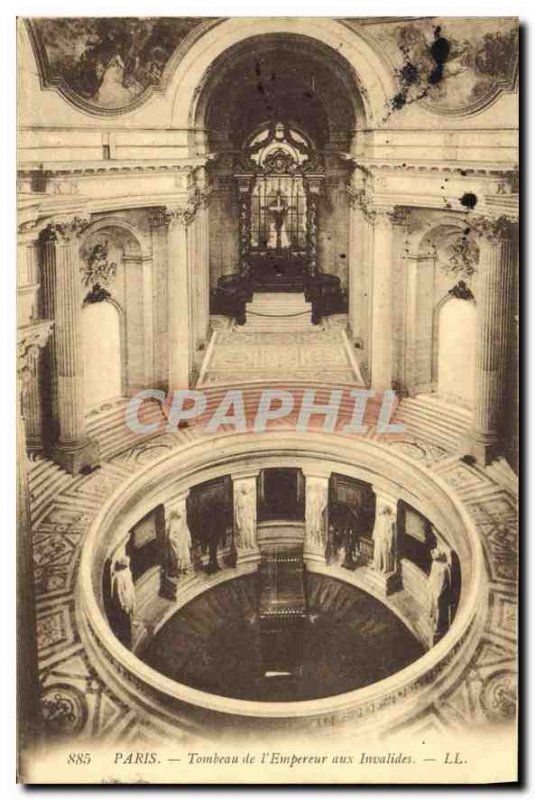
[198,319,364,387]
[29,396,517,746]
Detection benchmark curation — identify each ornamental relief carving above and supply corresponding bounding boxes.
[80,241,117,288]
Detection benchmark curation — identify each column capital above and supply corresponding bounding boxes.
[165,490,190,512]
[17,320,53,395]
[301,466,332,481]
[472,214,516,245]
[372,487,399,511]
[17,220,42,246]
[150,198,200,230]
[43,216,90,244]
[231,468,261,482]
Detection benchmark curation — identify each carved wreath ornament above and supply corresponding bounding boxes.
[81,241,117,287]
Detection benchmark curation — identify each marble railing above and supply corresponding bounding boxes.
[77,430,486,736]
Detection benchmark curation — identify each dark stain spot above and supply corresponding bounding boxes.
[400,62,419,85]
[391,90,408,110]
[429,26,450,85]
[460,193,478,209]
[340,254,346,259]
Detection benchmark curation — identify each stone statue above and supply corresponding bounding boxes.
[166,508,192,576]
[234,483,256,550]
[429,548,453,640]
[306,480,327,549]
[111,555,135,615]
[110,555,135,648]
[372,505,397,574]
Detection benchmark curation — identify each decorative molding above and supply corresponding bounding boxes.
[17,319,54,393]
[43,216,90,243]
[18,160,205,180]
[81,241,117,288]
[472,215,515,244]
[25,18,221,118]
[442,237,478,278]
[448,280,475,301]
[83,283,112,304]
[350,158,518,179]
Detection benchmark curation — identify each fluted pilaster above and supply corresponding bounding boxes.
[18,228,43,447]
[45,218,99,473]
[158,203,196,390]
[17,320,53,756]
[467,217,517,464]
[370,206,395,390]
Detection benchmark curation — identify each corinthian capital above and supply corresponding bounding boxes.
[43,216,89,243]
[472,215,515,245]
[149,201,198,230]
[17,320,54,394]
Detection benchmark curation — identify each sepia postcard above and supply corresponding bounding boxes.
[16,14,519,784]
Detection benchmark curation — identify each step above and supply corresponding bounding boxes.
[397,398,472,434]
[402,395,473,427]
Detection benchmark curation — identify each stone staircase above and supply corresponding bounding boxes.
[85,398,167,461]
[27,455,74,523]
[243,292,315,331]
[394,394,472,453]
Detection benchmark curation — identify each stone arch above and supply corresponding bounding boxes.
[80,218,154,395]
[81,216,149,260]
[187,23,390,289]
[404,217,479,398]
[168,18,396,144]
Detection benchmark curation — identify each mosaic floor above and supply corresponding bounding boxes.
[198,322,364,387]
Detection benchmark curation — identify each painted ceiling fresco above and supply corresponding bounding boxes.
[351,17,518,116]
[28,17,518,117]
[28,18,212,112]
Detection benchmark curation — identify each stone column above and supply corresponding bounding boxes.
[18,227,43,449]
[17,320,53,759]
[467,217,518,464]
[232,471,260,562]
[195,192,210,349]
[347,189,373,350]
[303,469,330,563]
[160,491,192,599]
[121,254,148,395]
[307,180,322,277]
[164,204,196,391]
[403,239,435,396]
[369,488,401,595]
[149,213,170,391]
[370,206,394,390]
[46,218,99,474]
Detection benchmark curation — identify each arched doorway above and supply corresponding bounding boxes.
[407,222,479,403]
[193,34,361,296]
[436,297,476,406]
[238,122,321,289]
[82,301,123,410]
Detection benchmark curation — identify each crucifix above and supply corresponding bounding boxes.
[267,191,289,249]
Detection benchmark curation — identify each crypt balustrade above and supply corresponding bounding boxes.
[77,430,485,736]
